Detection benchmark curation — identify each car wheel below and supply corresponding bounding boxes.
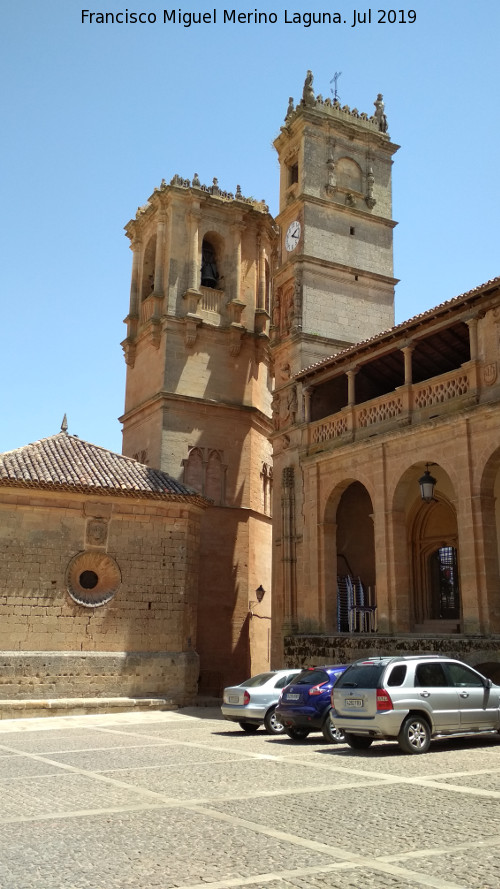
[238,722,259,733]
[264,706,285,735]
[344,733,374,750]
[285,726,310,740]
[322,714,345,743]
[397,714,431,754]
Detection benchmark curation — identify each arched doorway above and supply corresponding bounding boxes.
[335,481,376,632]
[411,497,461,631]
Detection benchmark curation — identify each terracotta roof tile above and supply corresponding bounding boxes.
[0,433,208,504]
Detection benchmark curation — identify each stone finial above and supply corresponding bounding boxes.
[192,172,200,186]
[302,70,316,107]
[61,414,68,434]
[374,93,388,133]
[286,96,294,119]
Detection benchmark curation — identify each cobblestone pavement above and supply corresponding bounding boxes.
[1,708,500,888]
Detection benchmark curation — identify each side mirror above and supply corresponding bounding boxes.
[485,678,493,689]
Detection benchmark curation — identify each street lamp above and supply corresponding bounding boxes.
[419,464,437,502]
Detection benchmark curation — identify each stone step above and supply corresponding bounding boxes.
[0,696,177,720]
[413,620,461,635]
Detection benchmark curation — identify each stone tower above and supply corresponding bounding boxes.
[120,175,276,693]
[270,73,400,662]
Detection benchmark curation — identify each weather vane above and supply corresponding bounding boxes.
[330,71,342,102]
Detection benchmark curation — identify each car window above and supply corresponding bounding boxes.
[294,669,329,685]
[336,663,386,689]
[387,665,407,686]
[415,663,449,687]
[274,674,296,689]
[445,663,485,687]
[240,673,275,688]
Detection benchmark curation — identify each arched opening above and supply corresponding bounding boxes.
[201,236,219,288]
[334,481,376,632]
[264,259,270,314]
[141,234,156,301]
[478,446,500,632]
[411,495,461,632]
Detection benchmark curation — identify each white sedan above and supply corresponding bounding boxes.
[222,669,301,734]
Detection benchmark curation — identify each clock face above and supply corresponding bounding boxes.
[285,220,301,252]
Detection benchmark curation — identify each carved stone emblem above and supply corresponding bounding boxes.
[483,362,497,386]
[86,519,108,547]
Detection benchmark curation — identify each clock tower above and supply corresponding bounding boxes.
[270,72,399,655]
[271,71,399,387]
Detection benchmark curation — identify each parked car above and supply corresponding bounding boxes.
[331,655,500,755]
[221,669,301,734]
[275,664,348,742]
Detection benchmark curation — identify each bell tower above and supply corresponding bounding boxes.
[270,73,399,659]
[271,71,399,386]
[120,175,276,693]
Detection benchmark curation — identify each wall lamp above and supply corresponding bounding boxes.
[255,585,266,602]
[419,463,437,503]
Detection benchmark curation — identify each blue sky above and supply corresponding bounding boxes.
[1,1,498,454]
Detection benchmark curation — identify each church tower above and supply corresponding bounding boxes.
[120,175,276,694]
[271,71,399,387]
[270,73,399,661]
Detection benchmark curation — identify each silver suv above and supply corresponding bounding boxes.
[331,655,500,754]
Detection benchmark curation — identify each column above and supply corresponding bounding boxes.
[303,387,312,424]
[128,240,142,318]
[153,215,166,296]
[347,368,358,406]
[258,238,266,309]
[189,209,201,292]
[233,222,242,302]
[465,316,478,361]
[402,343,414,385]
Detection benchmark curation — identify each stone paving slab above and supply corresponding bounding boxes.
[40,743,251,772]
[0,708,499,889]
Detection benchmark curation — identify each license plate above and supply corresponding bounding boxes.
[286,693,300,701]
[345,698,363,708]
[228,695,239,703]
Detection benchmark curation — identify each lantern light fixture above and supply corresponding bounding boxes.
[419,463,437,503]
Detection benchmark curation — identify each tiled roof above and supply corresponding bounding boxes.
[297,275,500,379]
[0,433,208,504]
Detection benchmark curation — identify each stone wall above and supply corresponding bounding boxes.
[0,650,199,703]
[283,634,500,678]
[0,487,204,703]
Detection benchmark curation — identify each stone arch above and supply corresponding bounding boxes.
[141,233,156,300]
[205,449,225,505]
[392,463,460,632]
[323,478,375,632]
[183,446,204,492]
[336,157,363,193]
[200,230,224,289]
[479,445,500,631]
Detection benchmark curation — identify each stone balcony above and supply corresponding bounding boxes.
[307,361,483,451]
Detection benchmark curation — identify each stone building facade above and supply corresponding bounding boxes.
[2,72,498,706]
[0,431,209,703]
[272,277,500,676]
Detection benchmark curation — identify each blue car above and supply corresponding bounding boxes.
[275,664,348,742]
